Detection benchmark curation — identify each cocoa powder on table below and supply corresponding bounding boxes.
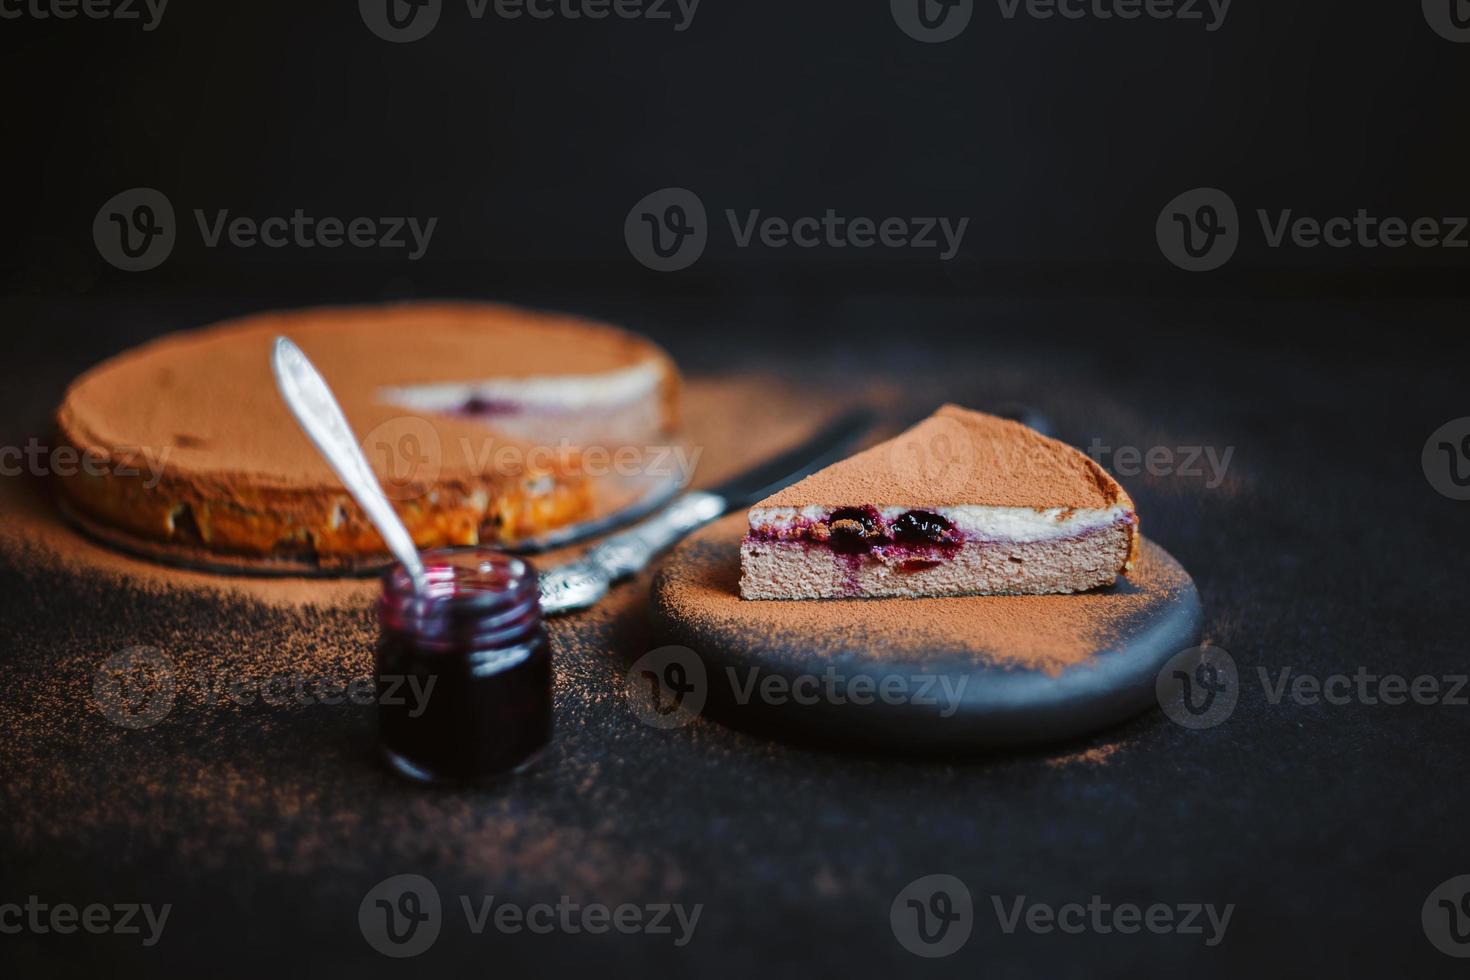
[0,375,867,882]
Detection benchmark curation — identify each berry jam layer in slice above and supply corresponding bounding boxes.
[740,504,1137,599]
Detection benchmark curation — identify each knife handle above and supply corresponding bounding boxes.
[539,491,727,615]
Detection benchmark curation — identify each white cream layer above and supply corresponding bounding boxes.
[378,361,663,414]
[748,504,1132,542]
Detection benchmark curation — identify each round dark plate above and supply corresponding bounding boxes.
[649,514,1202,749]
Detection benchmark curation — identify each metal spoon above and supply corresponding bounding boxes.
[270,336,429,593]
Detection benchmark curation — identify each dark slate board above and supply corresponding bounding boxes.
[650,514,1203,749]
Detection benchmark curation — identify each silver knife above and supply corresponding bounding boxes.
[538,409,874,615]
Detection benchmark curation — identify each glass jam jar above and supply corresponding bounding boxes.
[376,548,552,782]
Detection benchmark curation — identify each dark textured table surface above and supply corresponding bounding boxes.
[1,286,1467,978]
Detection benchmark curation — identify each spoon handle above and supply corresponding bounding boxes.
[270,336,429,592]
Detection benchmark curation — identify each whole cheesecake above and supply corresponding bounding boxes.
[55,302,680,569]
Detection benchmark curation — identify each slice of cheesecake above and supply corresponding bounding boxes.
[739,405,1138,600]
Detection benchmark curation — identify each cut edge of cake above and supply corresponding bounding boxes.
[739,405,1139,600]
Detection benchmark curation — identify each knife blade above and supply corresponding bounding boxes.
[538,407,875,615]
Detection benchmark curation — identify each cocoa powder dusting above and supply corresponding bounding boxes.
[761,404,1133,511]
[0,375,854,886]
[1045,740,1130,768]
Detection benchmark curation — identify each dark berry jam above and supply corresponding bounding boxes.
[892,510,956,547]
[825,506,887,554]
[376,548,551,783]
[460,396,518,416]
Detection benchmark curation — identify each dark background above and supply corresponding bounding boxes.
[4,0,1470,301]
[3,2,1470,978]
